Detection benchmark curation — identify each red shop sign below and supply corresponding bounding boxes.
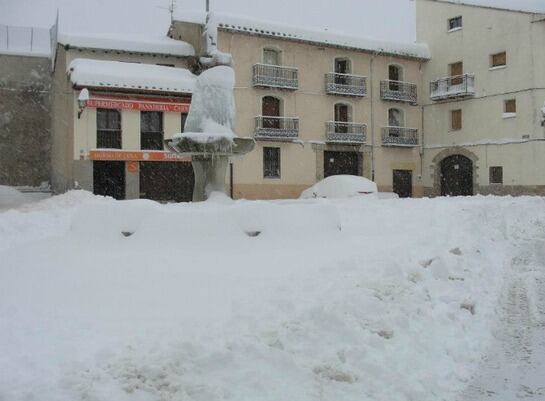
[87,95,190,113]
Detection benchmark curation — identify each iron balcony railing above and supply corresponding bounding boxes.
[253,63,299,90]
[381,126,419,147]
[380,80,418,104]
[255,116,299,141]
[430,74,475,100]
[326,121,367,144]
[325,73,367,97]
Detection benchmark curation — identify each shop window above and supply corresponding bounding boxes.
[491,52,507,68]
[448,16,463,31]
[451,109,462,130]
[490,166,503,184]
[96,108,121,149]
[141,111,163,150]
[263,147,280,178]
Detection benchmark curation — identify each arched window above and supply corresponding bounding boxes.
[388,108,404,127]
[263,48,281,66]
[388,64,403,91]
[262,96,282,129]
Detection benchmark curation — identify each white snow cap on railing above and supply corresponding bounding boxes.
[68,58,196,93]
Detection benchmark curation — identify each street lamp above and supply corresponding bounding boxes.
[77,88,89,119]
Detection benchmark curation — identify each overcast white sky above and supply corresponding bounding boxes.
[0,0,544,43]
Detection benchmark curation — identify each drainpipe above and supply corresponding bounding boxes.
[229,162,234,199]
[369,55,376,181]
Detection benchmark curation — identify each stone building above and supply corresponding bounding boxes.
[417,0,545,196]
[170,13,430,199]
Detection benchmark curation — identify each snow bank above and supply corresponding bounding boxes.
[68,58,196,94]
[174,12,430,59]
[1,194,545,401]
[58,32,195,57]
[0,185,29,210]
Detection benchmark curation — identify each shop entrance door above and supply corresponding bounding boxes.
[93,161,126,200]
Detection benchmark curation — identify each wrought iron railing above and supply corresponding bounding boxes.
[255,116,299,141]
[253,63,298,90]
[326,121,366,144]
[325,73,367,97]
[381,126,419,147]
[380,80,418,104]
[430,74,475,100]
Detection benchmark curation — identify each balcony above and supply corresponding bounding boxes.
[430,74,475,101]
[326,121,367,144]
[252,63,298,90]
[381,126,419,147]
[325,73,367,97]
[255,116,299,141]
[380,80,418,104]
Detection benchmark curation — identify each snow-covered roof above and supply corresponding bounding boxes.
[58,32,195,57]
[68,58,196,94]
[173,12,430,60]
[433,0,545,14]
[0,24,50,58]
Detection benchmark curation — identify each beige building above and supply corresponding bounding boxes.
[50,32,199,200]
[171,14,430,199]
[417,0,545,196]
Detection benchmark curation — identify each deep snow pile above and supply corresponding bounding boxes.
[1,192,544,401]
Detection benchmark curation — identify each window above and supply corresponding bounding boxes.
[181,113,188,133]
[262,96,281,129]
[388,108,404,127]
[263,147,280,178]
[504,99,516,114]
[448,16,462,31]
[490,166,503,184]
[141,111,163,150]
[263,48,280,66]
[451,109,462,130]
[388,64,403,91]
[334,103,352,133]
[334,58,351,85]
[491,52,507,68]
[449,61,463,85]
[96,108,121,149]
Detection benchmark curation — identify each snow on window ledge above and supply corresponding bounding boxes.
[447,27,463,33]
[502,112,517,119]
[489,65,507,71]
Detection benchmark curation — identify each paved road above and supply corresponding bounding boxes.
[459,241,545,400]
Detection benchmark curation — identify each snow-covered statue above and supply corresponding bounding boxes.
[166,66,254,201]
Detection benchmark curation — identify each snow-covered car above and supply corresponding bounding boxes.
[300,175,378,199]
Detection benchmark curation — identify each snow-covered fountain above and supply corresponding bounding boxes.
[165,66,255,201]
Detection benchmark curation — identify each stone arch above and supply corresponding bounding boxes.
[430,147,479,196]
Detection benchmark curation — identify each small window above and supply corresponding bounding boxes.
[504,99,516,114]
[181,113,188,133]
[263,147,280,178]
[451,109,462,130]
[491,52,507,68]
[448,16,462,31]
[263,48,280,66]
[141,111,163,150]
[490,166,503,184]
[96,108,121,149]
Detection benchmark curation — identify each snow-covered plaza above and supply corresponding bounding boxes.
[1,192,544,400]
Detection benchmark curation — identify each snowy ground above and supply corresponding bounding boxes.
[1,191,544,401]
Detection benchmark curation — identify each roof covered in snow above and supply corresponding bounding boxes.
[173,12,430,60]
[58,32,195,57]
[68,58,196,94]
[432,0,545,14]
[0,24,50,57]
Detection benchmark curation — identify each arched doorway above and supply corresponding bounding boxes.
[440,155,473,196]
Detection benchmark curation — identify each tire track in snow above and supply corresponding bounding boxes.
[459,240,545,400]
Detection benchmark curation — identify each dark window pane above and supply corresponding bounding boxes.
[96,109,121,148]
[263,147,280,178]
[490,166,503,184]
[141,111,163,150]
[181,113,188,132]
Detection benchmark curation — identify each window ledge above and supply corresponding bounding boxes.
[502,113,517,119]
[489,65,507,71]
[447,27,463,33]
